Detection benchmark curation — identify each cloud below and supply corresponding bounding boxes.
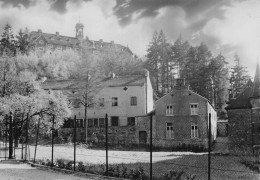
[0,0,32,8]
[112,0,235,27]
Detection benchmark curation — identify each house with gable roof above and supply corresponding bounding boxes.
[141,78,217,149]
[226,63,260,154]
[42,70,154,144]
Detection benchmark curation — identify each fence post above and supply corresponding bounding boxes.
[8,112,14,159]
[208,113,211,180]
[150,113,153,180]
[105,113,108,175]
[51,114,54,166]
[74,115,76,171]
[34,118,40,163]
[4,116,7,160]
[25,113,29,161]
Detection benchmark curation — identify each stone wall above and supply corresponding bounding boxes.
[217,121,228,137]
[87,126,137,146]
[227,109,253,154]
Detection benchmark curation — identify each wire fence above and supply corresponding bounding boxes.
[0,115,259,180]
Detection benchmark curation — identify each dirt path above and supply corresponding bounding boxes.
[0,162,97,180]
[213,137,229,154]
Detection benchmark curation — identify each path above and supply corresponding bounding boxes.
[213,137,229,154]
[0,161,97,180]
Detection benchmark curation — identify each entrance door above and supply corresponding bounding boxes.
[139,131,147,145]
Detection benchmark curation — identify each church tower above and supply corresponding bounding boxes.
[75,22,84,39]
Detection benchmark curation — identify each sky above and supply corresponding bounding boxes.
[0,0,260,76]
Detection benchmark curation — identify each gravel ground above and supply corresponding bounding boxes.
[0,162,98,180]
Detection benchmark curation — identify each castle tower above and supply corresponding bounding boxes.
[75,22,84,39]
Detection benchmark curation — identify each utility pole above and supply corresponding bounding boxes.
[74,115,76,171]
[51,114,54,166]
[208,113,211,180]
[105,113,108,175]
[150,113,153,180]
[8,112,14,159]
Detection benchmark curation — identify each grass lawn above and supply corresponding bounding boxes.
[7,144,260,180]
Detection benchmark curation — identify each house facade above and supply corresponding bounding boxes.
[152,78,217,149]
[42,71,154,144]
[226,64,260,154]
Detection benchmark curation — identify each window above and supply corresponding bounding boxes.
[112,97,118,106]
[191,122,199,138]
[166,122,174,139]
[99,98,105,107]
[72,99,81,108]
[99,118,105,127]
[130,97,137,106]
[166,105,174,116]
[88,119,93,127]
[76,119,83,128]
[94,118,99,127]
[127,117,135,125]
[111,116,119,126]
[190,103,198,115]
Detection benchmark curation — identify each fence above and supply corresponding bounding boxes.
[0,114,259,180]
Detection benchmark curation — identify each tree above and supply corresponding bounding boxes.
[0,24,16,56]
[228,54,250,101]
[0,55,19,96]
[171,34,190,78]
[16,28,31,55]
[0,78,71,148]
[145,30,173,98]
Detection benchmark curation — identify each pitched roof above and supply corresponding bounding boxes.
[225,79,253,110]
[30,31,80,47]
[30,30,133,54]
[253,63,260,97]
[41,75,146,90]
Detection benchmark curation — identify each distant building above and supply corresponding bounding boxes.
[42,71,154,144]
[29,22,133,56]
[226,63,260,154]
[147,78,217,149]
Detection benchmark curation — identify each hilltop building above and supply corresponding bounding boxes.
[29,22,133,57]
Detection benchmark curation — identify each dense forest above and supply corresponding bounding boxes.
[144,30,250,117]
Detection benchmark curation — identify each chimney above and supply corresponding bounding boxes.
[38,29,42,33]
[175,78,186,88]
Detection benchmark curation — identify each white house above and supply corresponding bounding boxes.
[42,71,154,143]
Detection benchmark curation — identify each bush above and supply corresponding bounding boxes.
[163,170,184,180]
[77,161,85,172]
[65,161,74,170]
[56,159,66,169]
[129,166,149,180]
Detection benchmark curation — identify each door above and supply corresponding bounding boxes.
[139,131,147,145]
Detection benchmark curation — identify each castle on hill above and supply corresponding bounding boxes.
[29,22,133,57]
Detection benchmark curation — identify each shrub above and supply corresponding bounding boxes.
[129,166,149,180]
[163,170,184,180]
[56,159,66,169]
[65,161,74,170]
[121,165,129,178]
[77,162,85,172]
